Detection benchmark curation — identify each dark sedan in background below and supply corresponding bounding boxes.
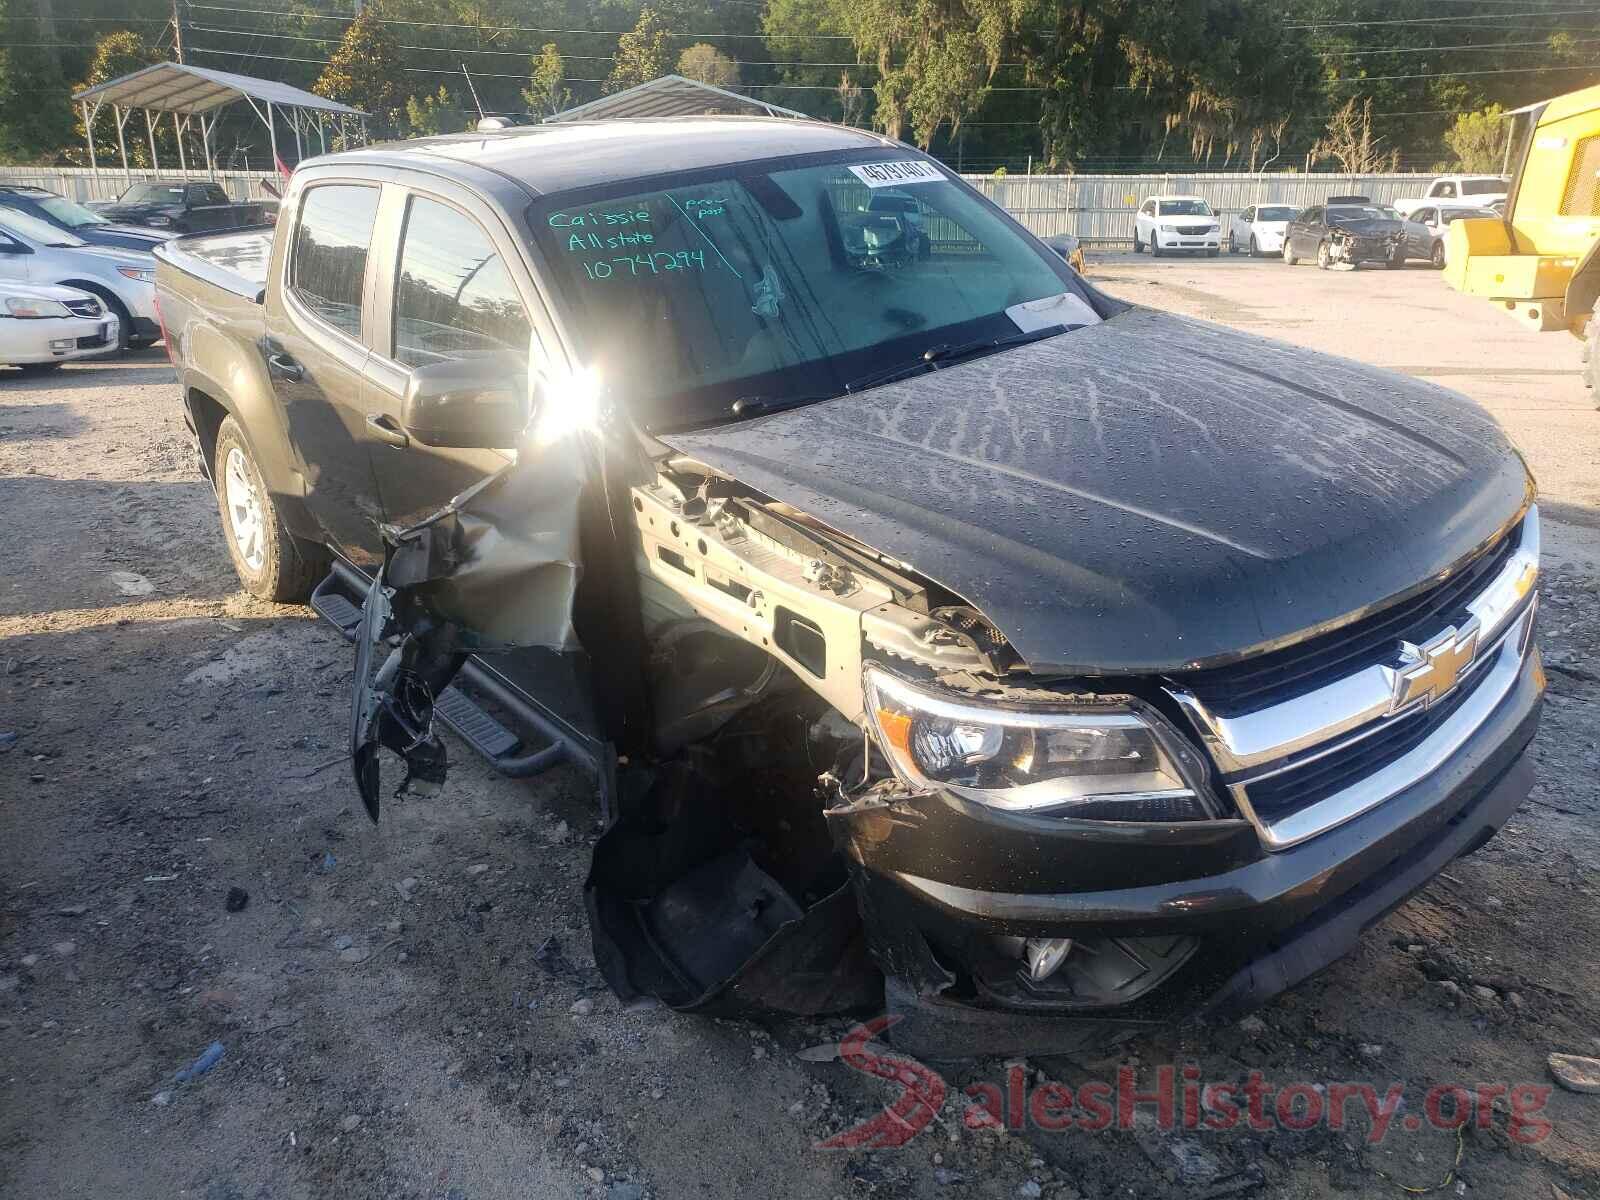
[88,180,276,233]
[0,185,171,251]
[1282,196,1407,270]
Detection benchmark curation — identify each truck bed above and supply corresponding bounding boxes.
[154,229,275,303]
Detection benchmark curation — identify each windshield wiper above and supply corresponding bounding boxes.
[843,323,1077,394]
[728,392,838,419]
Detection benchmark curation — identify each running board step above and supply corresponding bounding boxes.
[309,565,572,780]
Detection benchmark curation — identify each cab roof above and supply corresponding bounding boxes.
[324,116,899,198]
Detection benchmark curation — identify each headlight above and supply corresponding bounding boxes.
[144,215,171,226]
[116,265,156,283]
[5,296,72,319]
[1159,223,1176,232]
[862,667,1216,819]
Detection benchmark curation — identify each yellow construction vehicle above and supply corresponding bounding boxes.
[1445,83,1600,395]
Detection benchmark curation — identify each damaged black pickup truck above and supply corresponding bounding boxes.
[154,118,1544,1057]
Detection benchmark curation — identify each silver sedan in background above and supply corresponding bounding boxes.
[1401,205,1499,268]
[1226,204,1297,256]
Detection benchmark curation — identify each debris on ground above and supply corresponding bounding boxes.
[173,1041,225,1083]
[224,886,249,912]
[1548,1053,1600,1094]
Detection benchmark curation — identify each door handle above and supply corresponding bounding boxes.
[266,352,302,382]
[365,413,410,448]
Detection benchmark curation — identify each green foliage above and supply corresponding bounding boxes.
[677,43,739,88]
[1444,105,1507,174]
[843,0,1028,148]
[404,86,464,136]
[0,0,75,164]
[314,2,408,133]
[604,7,672,94]
[522,43,570,118]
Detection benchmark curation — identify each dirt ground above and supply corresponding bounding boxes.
[2,252,1598,1200]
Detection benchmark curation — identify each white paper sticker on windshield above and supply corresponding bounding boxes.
[847,161,943,188]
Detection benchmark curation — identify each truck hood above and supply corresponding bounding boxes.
[660,309,1530,676]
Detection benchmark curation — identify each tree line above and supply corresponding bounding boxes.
[2,0,1594,173]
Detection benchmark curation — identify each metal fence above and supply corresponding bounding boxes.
[960,172,1437,243]
[0,164,1437,244]
[0,166,282,204]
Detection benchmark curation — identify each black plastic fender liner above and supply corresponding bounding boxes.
[583,762,880,1017]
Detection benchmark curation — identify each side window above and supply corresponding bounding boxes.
[1414,207,1434,225]
[1241,207,1254,222]
[1437,182,1456,198]
[290,183,380,339]
[1141,201,1155,216]
[392,195,531,370]
[1304,207,1322,225]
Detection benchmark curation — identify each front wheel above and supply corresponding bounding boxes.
[1149,232,1162,258]
[1385,249,1405,270]
[1250,235,1260,257]
[1282,239,1298,266]
[1431,241,1446,270]
[1133,230,1144,254]
[1227,233,1238,255]
[1316,240,1331,270]
[212,416,327,602]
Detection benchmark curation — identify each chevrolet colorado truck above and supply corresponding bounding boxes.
[154,119,1544,1057]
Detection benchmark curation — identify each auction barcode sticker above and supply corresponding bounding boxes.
[847,161,943,188]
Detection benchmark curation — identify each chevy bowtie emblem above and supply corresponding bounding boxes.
[1387,620,1480,715]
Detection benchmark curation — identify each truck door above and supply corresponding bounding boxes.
[266,180,388,568]
[361,182,602,753]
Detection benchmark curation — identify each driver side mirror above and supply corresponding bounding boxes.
[402,352,531,449]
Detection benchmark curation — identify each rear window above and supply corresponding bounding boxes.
[1256,206,1295,221]
[1460,178,1506,196]
[289,184,380,338]
[120,183,186,205]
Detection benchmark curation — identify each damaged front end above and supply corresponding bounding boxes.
[342,432,1271,1055]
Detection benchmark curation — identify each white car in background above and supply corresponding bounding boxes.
[1226,204,1297,256]
[0,206,159,349]
[1133,195,1221,256]
[1393,175,1510,219]
[0,281,118,372]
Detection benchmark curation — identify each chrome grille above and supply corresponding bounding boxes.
[1169,508,1540,849]
[63,297,101,318]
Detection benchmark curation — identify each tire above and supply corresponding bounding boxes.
[1385,249,1404,270]
[1282,239,1298,266]
[1316,240,1332,270]
[1133,230,1143,254]
[15,362,63,375]
[1431,241,1446,270]
[1250,235,1260,257]
[1149,231,1162,258]
[212,415,327,602]
[1227,233,1238,255]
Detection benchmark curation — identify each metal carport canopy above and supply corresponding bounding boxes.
[71,62,367,177]
[547,74,808,123]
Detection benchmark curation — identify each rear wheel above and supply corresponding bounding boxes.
[1431,240,1446,269]
[1282,238,1298,266]
[1249,235,1260,257]
[212,416,327,602]
[1133,230,1143,254]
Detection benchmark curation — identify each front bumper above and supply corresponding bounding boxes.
[1153,229,1220,250]
[831,647,1543,1055]
[0,314,120,363]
